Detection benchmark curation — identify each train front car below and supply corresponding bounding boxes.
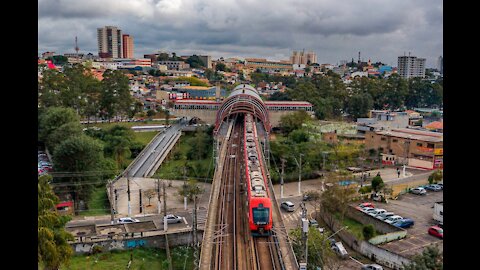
[244,114,273,236]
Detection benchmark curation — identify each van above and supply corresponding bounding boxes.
[280,201,295,212]
[331,241,348,259]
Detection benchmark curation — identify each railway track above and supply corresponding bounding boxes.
[210,117,286,270]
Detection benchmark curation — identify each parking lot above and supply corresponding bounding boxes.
[374,189,443,259]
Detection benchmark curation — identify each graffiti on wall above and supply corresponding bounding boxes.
[126,239,147,248]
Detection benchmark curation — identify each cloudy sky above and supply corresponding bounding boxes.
[38,0,443,67]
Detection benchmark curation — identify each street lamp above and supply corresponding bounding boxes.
[293,153,304,196]
[325,226,349,242]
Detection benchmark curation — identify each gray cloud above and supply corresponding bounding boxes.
[38,0,442,66]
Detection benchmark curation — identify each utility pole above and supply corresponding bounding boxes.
[293,154,304,196]
[183,166,188,210]
[127,173,131,216]
[300,202,308,268]
[109,181,114,224]
[163,181,173,270]
[157,178,161,215]
[139,189,143,213]
[280,158,286,198]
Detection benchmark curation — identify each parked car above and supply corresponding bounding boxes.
[361,264,384,270]
[392,218,415,228]
[117,217,140,223]
[164,214,183,224]
[331,241,349,259]
[384,215,403,224]
[376,212,395,220]
[411,187,427,195]
[437,182,443,189]
[428,226,443,239]
[368,208,387,217]
[302,194,312,201]
[361,207,377,215]
[309,219,319,227]
[355,202,375,210]
[425,184,442,192]
[280,201,295,212]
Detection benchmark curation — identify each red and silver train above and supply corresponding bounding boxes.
[244,114,273,236]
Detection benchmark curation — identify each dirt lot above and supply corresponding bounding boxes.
[374,190,443,259]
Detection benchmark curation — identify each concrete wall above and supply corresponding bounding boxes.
[319,209,411,270]
[346,206,407,236]
[170,109,217,124]
[71,230,203,254]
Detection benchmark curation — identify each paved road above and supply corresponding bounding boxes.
[129,119,187,178]
[67,209,208,231]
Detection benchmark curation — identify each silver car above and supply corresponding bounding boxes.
[385,215,403,224]
[281,201,295,212]
[361,264,384,270]
[411,187,426,195]
[164,214,183,224]
[376,212,395,221]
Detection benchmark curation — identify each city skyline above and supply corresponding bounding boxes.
[38,0,442,67]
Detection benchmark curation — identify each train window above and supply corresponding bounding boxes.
[252,206,270,224]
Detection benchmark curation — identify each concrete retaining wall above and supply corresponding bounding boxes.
[319,210,411,269]
[346,206,407,237]
[71,230,203,254]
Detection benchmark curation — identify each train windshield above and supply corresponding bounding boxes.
[252,207,270,225]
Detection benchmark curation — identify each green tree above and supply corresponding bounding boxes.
[101,125,135,169]
[178,179,204,202]
[100,69,133,121]
[347,92,374,119]
[428,170,443,184]
[279,110,311,135]
[186,55,205,68]
[320,180,357,221]
[39,107,82,151]
[38,174,74,270]
[363,224,375,239]
[157,52,170,61]
[147,109,156,118]
[289,227,341,270]
[215,62,226,71]
[38,68,68,108]
[371,175,384,192]
[403,245,443,270]
[52,135,106,202]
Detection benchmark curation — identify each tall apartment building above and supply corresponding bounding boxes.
[437,56,443,74]
[198,55,212,69]
[290,51,317,65]
[397,55,426,79]
[97,26,123,58]
[122,34,134,59]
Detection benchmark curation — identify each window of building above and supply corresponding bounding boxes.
[393,139,398,142]
[417,143,423,147]
[427,143,434,148]
[381,137,386,141]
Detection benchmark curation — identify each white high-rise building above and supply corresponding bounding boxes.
[97,26,123,58]
[397,55,426,79]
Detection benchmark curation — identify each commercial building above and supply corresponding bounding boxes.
[97,26,123,58]
[397,55,426,79]
[365,128,443,169]
[157,61,190,70]
[244,58,292,72]
[122,34,134,59]
[437,56,443,74]
[290,51,317,65]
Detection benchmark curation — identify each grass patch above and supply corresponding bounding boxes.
[81,185,110,216]
[134,131,159,146]
[59,246,194,270]
[84,120,171,130]
[153,132,213,181]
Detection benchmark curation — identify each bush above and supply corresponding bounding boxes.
[371,176,384,192]
[363,224,375,240]
[358,186,372,194]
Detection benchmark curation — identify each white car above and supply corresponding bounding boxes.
[361,207,376,214]
[411,187,427,195]
[369,208,387,217]
[281,201,295,212]
[376,212,395,221]
[385,215,403,224]
[164,214,183,224]
[117,217,140,224]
